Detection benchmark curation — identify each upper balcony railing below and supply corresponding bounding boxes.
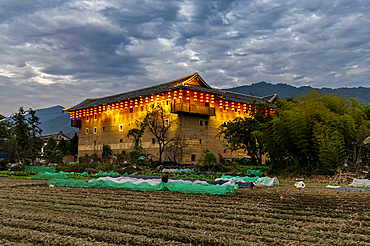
[171,102,215,116]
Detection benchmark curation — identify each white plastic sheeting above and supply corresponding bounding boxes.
[326,185,341,189]
[349,178,370,187]
[256,177,279,187]
[215,177,246,183]
[162,169,177,173]
[96,176,235,186]
[216,176,279,187]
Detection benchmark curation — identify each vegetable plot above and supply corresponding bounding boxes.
[0,177,370,245]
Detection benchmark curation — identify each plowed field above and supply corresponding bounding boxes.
[0,177,369,245]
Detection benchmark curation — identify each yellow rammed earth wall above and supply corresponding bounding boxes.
[76,97,262,164]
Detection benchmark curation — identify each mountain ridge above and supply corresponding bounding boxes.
[4,105,77,137]
[36,106,77,137]
[225,82,370,105]
[3,82,369,136]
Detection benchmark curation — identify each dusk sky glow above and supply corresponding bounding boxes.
[1,0,369,116]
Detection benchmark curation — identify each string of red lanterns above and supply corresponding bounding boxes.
[69,90,276,120]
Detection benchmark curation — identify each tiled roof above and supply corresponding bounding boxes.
[64,73,277,112]
[261,94,279,103]
[40,131,72,141]
[220,90,277,104]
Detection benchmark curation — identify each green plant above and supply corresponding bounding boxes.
[102,144,113,163]
[9,165,26,171]
[128,150,147,165]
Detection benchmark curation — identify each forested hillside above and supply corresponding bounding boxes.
[226,82,370,105]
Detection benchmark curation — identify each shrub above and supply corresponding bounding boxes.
[102,144,113,163]
[114,150,127,166]
[0,158,10,171]
[9,165,26,171]
[128,150,147,165]
[235,157,252,166]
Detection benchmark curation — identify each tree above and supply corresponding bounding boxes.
[146,105,175,161]
[44,137,57,151]
[0,120,14,161]
[69,132,78,157]
[365,104,370,120]
[54,150,63,163]
[27,108,43,162]
[128,149,147,165]
[199,149,217,171]
[43,149,55,163]
[264,91,370,174]
[101,144,113,163]
[12,107,31,164]
[0,120,12,150]
[127,104,176,161]
[218,103,272,165]
[164,133,187,163]
[127,114,149,151]
[115,150,127,166]
[56,138,68,154]
[43,137,60,164]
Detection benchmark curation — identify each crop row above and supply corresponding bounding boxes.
[1,194,369,244]
[1,178,370,245]
[2,184,370,217]
[3,184,368,217]
[4,183,367,217]
[1,188,369,230]
[1,205,369,243]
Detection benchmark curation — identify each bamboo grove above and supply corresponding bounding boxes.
[219,90,370,175]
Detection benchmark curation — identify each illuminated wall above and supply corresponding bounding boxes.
[72,89,276,164]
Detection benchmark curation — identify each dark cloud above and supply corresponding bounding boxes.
[1,0,370,116]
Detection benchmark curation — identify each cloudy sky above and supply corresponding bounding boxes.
[1,0,369,116]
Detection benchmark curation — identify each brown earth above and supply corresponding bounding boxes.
[0,177,369,245]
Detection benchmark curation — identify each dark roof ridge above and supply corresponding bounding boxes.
[91,72,200,102]
[64,73,201,112]
[221,89,258,97]
[261,94,279,102]
[221,89,265,100]
[64,73,277,112]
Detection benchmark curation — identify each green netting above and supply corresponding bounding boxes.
[221,175,259,182]
[25,166,56,173]
[97,170,105,176]
[32,172,67,180]
[48,178,236,195]
[106,171,120,176]
[176,168,199,173]
[247,169,262,177]
[96,170,120,176]
[58,171,90,176]
[165,181,236,195]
